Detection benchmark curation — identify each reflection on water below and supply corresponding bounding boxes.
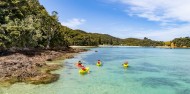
[1,47,190,94]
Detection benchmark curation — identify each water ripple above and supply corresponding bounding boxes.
[128,66,160,73]
[176,88,190,94]
[136,77,180,88]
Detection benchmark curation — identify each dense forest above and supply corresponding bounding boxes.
[121,37,164,46]
[64,29,121,46]
[0,0,190,51]
[0,0,70,50]
[172,37,190,47]
[0,0,121,50]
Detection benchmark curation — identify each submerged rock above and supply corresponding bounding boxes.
[26,74,60,84]
[0,60,62,86]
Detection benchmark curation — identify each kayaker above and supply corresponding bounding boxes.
[123,61,128,65]
[76,61,83,67]
[79,66,90,74]
[97,60,101,64]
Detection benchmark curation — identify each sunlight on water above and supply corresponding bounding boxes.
[1,47,190,94]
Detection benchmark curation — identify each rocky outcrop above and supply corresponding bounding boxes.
[0,48,87,86]
[0,60,61,86]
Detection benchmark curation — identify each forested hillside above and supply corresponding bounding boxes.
[0,0,71,50]
[121,37,164,46]
[0,0,121,50]
[1,0,188,51]
[172,37,190,47]
[64,29,121,46]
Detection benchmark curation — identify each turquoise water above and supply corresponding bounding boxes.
[1,47,190,94]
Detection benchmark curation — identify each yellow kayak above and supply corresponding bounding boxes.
[79,67,90,74]
[123,64,129,67]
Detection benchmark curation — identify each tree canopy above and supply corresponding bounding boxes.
[121,37,164,47]
[172,37,190,47]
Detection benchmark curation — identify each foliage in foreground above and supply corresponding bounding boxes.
[0,0,68,50]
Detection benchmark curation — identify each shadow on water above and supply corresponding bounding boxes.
[135,77,180,88]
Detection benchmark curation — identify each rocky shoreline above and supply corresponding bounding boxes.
[0,48,87,86]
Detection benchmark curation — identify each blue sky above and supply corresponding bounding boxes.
[39,0,190,41]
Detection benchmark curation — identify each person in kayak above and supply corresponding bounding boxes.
[75,61,83,67]
[97,60,101,64]
[122,61,128,66]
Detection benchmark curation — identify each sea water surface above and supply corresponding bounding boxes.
[1,47,190,94]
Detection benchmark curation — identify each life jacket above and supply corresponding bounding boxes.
[82,67,86,71]
[78,63,82,66]
[98,61,101,64]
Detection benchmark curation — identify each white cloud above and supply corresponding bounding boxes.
[112,0,190,23]
[61,18,86,29]
[116,24,190,41]
[105,0,190,40]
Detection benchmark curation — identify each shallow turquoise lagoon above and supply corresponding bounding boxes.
[1,47,190,94]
